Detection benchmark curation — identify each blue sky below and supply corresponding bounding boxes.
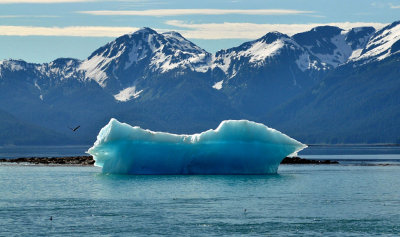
[0,0,399,63]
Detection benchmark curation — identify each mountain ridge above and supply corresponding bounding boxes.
[1,21,399,145]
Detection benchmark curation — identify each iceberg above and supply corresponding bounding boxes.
[88,119,307,174]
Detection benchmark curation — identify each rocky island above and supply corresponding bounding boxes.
[0,156,95,165]
[0,156,338,166]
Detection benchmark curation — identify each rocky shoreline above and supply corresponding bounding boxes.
[0,156,95,166]
[0,156,338,165]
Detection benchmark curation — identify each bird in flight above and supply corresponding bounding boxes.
[69,125,80,132]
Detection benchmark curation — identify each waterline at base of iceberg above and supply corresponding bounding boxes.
[88,119,307,174]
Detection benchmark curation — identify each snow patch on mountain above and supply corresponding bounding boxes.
[80,54,113,87]
[309,33,352,67]
[114,86,143,102]
[212,35,298,75]
[2,60,25,72]
[349,49,363,60]
[211,54,231,74]
[293,26,376,68]
[33,81,44,100]
[244,40,285,64]
[354,22,400,61]
[149,32,211,73]
[295,53,318,71]
[213,80,223,90]
[37,59,80,80]
[150,50,210,73]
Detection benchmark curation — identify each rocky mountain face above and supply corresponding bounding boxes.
[0,21,399,145]
[292,26,375,68]
[263,21,400,143]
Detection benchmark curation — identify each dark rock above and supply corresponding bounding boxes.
[281,156,339,164]
[0,156,95,166]
[1,155,338,166]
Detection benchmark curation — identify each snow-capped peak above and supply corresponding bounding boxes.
[212,31,318,76]
[162,31,184,38]
[352,21,400,62]
[150,30,211,73]
[293,26,375,68]
[0,59,26,72]
[79,27,211,88]
[259,31,290,43]
[134,27,157,35]
[79,27,164,87]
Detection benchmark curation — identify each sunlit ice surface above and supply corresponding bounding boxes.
[88,119,307,174]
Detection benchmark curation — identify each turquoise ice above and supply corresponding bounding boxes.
[88,119,307,174]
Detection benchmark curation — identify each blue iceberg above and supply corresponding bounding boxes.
[88,119,307,174]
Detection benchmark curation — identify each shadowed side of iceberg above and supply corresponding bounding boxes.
[87,119,307,174]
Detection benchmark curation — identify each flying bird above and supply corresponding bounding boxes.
[69,125,80,132]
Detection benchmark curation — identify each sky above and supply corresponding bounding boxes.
[0,0,399,63]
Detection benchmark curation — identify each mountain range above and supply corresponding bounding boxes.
[1,20,399,145]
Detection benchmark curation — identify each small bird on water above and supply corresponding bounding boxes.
[50,216,53,221]
[68,125,80,132]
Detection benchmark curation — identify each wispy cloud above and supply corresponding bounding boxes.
[166,21,388,39]
[0,0,95,3]
[390,5,400,8]
[79,9,314,16]
[0,25,139,37]
[0,21,388,39]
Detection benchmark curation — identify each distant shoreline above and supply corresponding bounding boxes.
[306,144,400,147]
[0,156,339,166]
[0,156,95,166]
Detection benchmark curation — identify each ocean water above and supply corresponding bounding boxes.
[1,146,400,236]
[0,145,90,159]
[1,162,400,236]
[1,144,400,159]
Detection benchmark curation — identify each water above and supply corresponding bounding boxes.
[1,146,400,236]
[0,146,90,159]
[1,163,400,236]
[300,144,400,156]
[1,144,400,159]
[299,145,400,166]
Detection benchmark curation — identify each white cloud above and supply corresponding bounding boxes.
[79,9,314,16]
[0,0,95,3]
[390,5,400,8]
[0,21,388,39]
[0,25,139,37]
[165,21,388,39]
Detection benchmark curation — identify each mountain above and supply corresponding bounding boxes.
[293,26,375,67]
[0,108,71,145]
[264,55,400,144]
[79,27,211,95]
[351,21,400,63]
[0,58,115,143]
[263,21,400,144]
[0,21,399,145]
[210,32,323,117]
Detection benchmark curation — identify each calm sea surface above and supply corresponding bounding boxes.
[1,146,400,236]
[1,144,400,159]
